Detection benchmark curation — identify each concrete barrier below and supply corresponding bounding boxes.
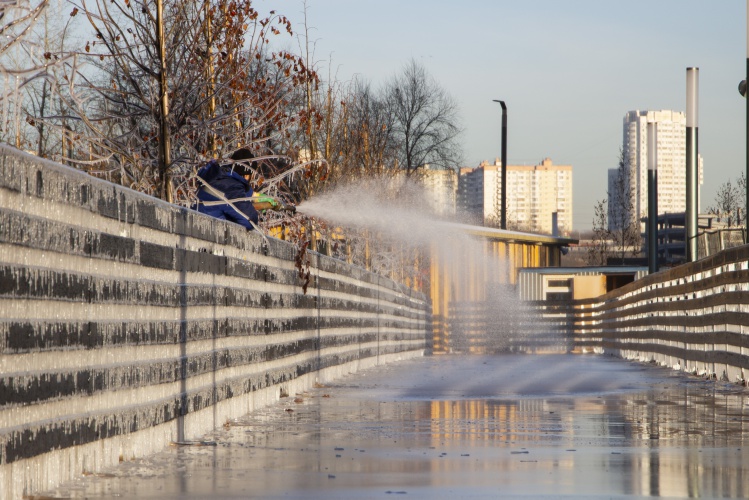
[572,246,749,383]
[0,146,429,498]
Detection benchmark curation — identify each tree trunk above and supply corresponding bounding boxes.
[156,0,172,202]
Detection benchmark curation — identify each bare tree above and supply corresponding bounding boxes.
[739,172,747,226]
[54,0,316,205]
[14,3,82,158]
[385,59,462,176]
[345,79,399,176]
[291,8,399,200]
[0,1,49,62]
[709,172,746,227]
[313,77,399,187]
[586,198,610,265]
[590,149,641,265]
[0,0,58,147]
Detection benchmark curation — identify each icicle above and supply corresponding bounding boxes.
[0,74,8,138]
[13,75,21,148]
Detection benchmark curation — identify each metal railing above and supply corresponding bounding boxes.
[570,244,749,381]
[696,228,746,260]
[446,300,573,354]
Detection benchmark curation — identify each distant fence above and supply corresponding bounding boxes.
[572,244,749,383]
[696,227,746,260]
[0,146,429,499]
[446,300,572,353]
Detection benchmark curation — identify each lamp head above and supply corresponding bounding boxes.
[740,80,747,98]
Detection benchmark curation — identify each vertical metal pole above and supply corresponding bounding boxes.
[686,68,699,261]
[157,0,172,202]
[205,0,217,155]
[647,122,658,273]
[746,0,749,232]
[493,100,507,229]
[500,102,507,230]
[551,211,559,237]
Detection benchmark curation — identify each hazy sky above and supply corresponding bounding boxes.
[259,0,746,232]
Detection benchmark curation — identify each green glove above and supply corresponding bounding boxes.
[253,193,279,208]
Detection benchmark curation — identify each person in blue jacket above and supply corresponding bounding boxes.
[195,148,259,230]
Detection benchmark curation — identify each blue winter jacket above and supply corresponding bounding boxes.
[195,160,259,230]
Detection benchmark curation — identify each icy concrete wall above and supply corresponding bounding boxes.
[573,245,749,383]
[0,145,429,498]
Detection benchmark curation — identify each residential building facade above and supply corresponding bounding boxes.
[420,165,458,217]
[609,110,703,231]
[456,166,484,224]
[458,158,573,235]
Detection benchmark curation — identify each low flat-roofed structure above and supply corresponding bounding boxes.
[517,266,648,302]
[430,223,576,353]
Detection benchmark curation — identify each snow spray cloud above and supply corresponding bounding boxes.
[296,177,491,286]
[297,177,561,353]
[297,177,452,246]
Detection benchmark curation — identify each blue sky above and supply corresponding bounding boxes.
[260,0,746,232]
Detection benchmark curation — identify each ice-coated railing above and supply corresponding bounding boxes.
[0,145,429,499]
[572,247,749,384]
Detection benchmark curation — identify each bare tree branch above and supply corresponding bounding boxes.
[385,59,462,175]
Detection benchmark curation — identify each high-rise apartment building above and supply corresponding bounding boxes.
[609,110,703,230]
[420,165,458,217]
[456,166,484,224]
[457,158,573,235]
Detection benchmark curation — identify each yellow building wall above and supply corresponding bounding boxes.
[429,236,564,353]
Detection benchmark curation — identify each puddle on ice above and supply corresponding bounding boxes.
[39,354,749,499]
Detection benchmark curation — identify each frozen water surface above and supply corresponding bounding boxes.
[41,354,749,499]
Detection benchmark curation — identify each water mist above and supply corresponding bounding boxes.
[296,177,559,353]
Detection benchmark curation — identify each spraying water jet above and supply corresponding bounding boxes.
[295,177,570,354]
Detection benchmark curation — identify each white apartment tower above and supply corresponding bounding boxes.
[456,166,484,224]
[458,158,573,235]
[420,165,458,217]
[610,110,703,230]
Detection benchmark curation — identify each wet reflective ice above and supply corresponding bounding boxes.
[43,355,749,499]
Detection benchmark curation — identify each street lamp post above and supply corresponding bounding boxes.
[739,80,748,226]
[493,100,507,230]
[686,67,699,262]
[647,121,658,273]
[739,78,748,228]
